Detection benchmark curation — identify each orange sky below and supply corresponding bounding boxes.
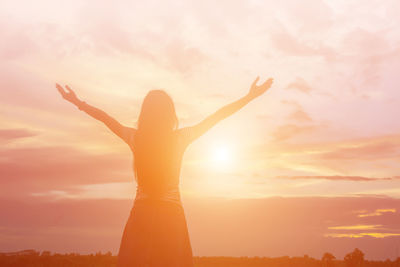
[1,0,400,260]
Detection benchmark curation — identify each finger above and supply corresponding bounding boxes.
[57,87,66,97]
[251,76,260,87]
[65,85,74,93]
[261,78,273,87]
[55,83,64,90]
[56,83,65,93]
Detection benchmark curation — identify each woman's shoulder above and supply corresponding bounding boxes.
[174,127,195,147]
[122,127,136,145]
[175,127,192,137]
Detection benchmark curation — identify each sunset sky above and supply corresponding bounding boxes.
[1,0,400,260]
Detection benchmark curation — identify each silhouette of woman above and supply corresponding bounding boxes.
[56,76,273,267]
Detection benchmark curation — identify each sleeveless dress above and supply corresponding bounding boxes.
[117,128,194,267]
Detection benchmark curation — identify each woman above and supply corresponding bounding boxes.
[56,76,273,267]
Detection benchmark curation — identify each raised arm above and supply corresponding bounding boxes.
[180,76,273,145]
[56,84,135,144]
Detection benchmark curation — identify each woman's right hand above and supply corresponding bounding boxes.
[56,83,80,105]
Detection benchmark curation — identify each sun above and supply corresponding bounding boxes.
[214,146,229,162]
[210,144,235,168]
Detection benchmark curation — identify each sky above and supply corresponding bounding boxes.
[1,0,400,260]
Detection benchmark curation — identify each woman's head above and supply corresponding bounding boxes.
[137,90,178,133]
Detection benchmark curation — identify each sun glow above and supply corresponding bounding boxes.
[207,142,239,171]
[213,146,231,163]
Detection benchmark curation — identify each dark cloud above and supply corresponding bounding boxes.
[0,145,133,198]
[0,196,399,259]
[0,197,132,253]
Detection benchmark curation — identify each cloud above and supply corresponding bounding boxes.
[280,0,334,32]
[341,28,393,89]
[282,100,313,122]
[277,175,398,182]
[31,182,134,200]
[357,209,396,218]
[70,1,210,75]
[269,133,400,162]
[271,124,316,141]
[163,40,208,74]
[251,133,400,182]
[319,140,400,161]
[287,108,313,123]
[285,77,313,94]
[0,197,132,253]
[0,128,38,141]
[328,225,383,230]
[268,23,335,60]
[0,17,39,61]
[325,205,400,240]
[1,195,400,258]
[325,233,400,239]
[0,145,133,198]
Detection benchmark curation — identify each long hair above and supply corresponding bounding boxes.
[137,90,178,132]
[133,90,178,185]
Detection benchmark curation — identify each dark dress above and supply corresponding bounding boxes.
[117,128,195,267]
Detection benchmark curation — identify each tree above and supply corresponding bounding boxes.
[344,248,365,267]
[322,252,336,267]
[394,257,400,267]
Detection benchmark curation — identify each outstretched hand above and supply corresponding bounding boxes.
[247,76,273,99]
[56,83,80,105]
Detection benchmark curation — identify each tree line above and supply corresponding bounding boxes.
[0,248,399,266]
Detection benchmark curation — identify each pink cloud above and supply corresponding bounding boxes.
[0,18,38,61]
[281,0,334,32]
[285,77,313,94]
[0,128,38,141]
[282,100,313,122]
[268,23,336,60]
[277,175,397,182]
[341,28,392,89]
[0,145,132,198]
[319,141,399,161]
[288,109,312,122]
[272,124,316,141]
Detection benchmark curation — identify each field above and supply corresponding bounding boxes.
[1,250,399,267]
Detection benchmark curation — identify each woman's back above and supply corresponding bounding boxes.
[117,128,196,267]
[130,128,191,196]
